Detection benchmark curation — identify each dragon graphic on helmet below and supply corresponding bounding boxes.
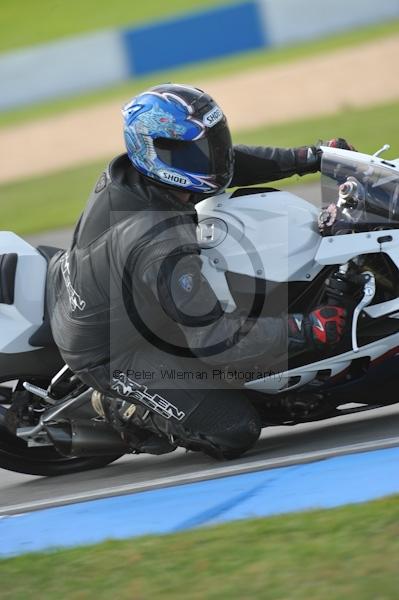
[122,83,234,194]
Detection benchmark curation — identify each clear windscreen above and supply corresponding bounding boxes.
[319,148,399,236]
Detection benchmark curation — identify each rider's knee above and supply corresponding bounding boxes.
[207,416,261,459]
[182,391,261,459]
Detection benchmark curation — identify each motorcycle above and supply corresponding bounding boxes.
[1,145,399,476]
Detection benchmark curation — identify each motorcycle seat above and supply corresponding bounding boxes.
[0,253,18,305]
[28,245,63,348]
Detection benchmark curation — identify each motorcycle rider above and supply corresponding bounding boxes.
[47,83,351,459]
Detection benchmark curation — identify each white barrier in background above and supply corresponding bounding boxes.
[0,0,398,112]
[0,30,128,111]
[260,0,399,46]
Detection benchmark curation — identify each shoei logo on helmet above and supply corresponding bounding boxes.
[158,169,191,187]
[203,106,223,128]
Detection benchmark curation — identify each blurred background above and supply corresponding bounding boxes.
[1,0,399,237]
[2,3,399,595]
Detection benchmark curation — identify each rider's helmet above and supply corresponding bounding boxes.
[122,83,234,195]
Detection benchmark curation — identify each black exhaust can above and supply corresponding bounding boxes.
[45,419,129,457]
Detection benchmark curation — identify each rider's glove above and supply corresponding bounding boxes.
[325,138,356,151]
[295,138,356,175]
[308,306,347,348]
[288,306,346,352]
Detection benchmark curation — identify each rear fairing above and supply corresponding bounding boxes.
[0,232,46,354]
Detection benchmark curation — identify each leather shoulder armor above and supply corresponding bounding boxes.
[74,155,150,249]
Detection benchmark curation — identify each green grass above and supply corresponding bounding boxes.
[1,99,398,236]
[242,101,399,155]
[1,19,399,129]
[0,0,228,53]
[2,495,399,599]
[0,161,105,235]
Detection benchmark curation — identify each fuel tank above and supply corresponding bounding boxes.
[196,189,323,311]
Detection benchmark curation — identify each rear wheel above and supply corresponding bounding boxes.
[0,406,123,476]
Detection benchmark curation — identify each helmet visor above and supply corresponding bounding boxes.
[154,122,233,187]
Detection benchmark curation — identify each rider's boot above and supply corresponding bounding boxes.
[91,391,176,455]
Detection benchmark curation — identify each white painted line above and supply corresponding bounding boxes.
[1,436,398,516]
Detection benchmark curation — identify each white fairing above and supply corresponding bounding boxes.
[0,232,47,353]
[196,190,323,311]
[245,334,399,394]
[196,149,399,393]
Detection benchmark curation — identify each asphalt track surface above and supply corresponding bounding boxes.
[2,405,399,514]
[1,182,398,514]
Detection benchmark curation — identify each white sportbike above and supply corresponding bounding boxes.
[1,146,399,475]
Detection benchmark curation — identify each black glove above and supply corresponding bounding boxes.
[295,138,357,175]
[288,306,347,352]
[325,138,356,151]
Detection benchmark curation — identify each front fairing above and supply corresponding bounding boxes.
[318,147,399,236]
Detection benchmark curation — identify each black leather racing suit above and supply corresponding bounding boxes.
[47,144,319,457]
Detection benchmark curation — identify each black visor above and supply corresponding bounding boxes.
[154,122,233,180]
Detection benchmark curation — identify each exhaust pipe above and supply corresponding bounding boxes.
[45,419,129,457]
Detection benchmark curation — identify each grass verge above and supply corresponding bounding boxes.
[1,495,399,599]
[1,99,398,236]
[0,0,227,53]
[1,19,399,129]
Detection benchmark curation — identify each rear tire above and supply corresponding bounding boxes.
[0,406,123,477]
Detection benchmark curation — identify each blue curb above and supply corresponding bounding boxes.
[1,446,398,557]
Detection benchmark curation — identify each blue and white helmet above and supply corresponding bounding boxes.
[122,83,234,194]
